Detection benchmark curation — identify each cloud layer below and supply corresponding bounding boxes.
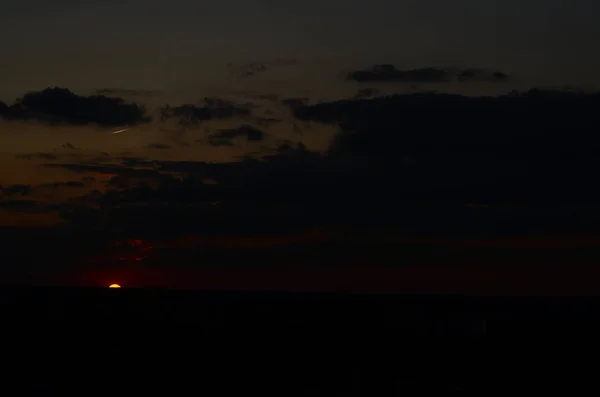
[346,65,510,83]
[160,98,252,126]
[1,87,150,127]
[3,85,600,250]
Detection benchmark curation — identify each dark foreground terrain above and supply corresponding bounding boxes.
[3,288,599,395]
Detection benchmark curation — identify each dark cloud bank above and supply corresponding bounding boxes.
[160,97,253,126]
[4,88,600,272]
[3,89,595,239]
[0,88,261,129]
[0,87,150,127]
[208,125,266,146]
[346,65,510,83]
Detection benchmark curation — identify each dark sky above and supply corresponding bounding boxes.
[2,0,600,97]
[2,1,600,290]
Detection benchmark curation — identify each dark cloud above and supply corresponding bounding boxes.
[347,65,452,83]
[0,181,84,205]
[264,142,310,159]
[1,87,150,127]
[16,152,58,161]
[0,200,39,211]
[293,89,600,207]
[8,89,600,244]
[52,155,333,238]
[160,99,251,126]
[457,69,510,82]
[107,176,131,189]
[208,124,266,146]
[255,117,283,127]
[0,184,33,196]
[346,65,510,84]
[47,148,462,242]
[148,143,172,150]
[43,160,182,201]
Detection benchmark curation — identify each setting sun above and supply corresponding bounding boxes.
[109,284,121,288]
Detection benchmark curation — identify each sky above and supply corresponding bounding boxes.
[2,1,600,290]
[2,0,600,99]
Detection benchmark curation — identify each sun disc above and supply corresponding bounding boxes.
[109,284,121,288]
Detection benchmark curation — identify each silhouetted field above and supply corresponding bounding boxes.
[3,288,599,395]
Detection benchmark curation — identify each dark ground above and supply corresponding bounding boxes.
[3,288,600,395]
